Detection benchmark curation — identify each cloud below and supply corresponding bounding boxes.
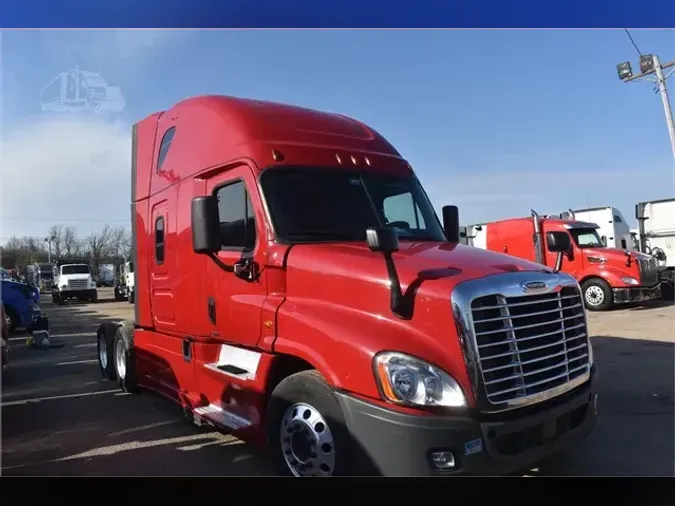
[0,118,132,241]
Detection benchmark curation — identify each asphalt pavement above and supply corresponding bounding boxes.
[1,288,673,476]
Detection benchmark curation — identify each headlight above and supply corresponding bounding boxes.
[621,276,639,285]
[587,256,607,264]
[373,351,467,407]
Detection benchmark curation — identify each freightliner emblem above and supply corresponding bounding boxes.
[522,281,548,292]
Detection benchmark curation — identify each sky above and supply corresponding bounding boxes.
[1,29,674,245]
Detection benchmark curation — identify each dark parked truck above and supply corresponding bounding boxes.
[96,95,597,476]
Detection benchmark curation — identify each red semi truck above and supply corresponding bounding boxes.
[96,95,597,476]
[462,211,661,311]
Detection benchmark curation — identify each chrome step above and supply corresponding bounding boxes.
[193,403,251,431]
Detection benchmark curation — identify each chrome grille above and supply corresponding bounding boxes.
[67,279,87,289]
[637,256,658,287]
[470,286,590,406]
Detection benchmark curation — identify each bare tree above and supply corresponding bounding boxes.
[108,227,131,264]
[87,225,112,273]
[63,226,78,258]
[47,225,65,262]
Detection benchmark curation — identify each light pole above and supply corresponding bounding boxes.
[44,235,55,263]
[617,54,675,164]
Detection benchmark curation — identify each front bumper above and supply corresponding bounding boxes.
[54,288,97,299]
[337,374,597,476]
[612,284,661,304]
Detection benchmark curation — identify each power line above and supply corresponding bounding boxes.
[0,216,129,223]
[624,28,642,55]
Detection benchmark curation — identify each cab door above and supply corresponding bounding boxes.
[205,164,268,348]
[544,226,581,277]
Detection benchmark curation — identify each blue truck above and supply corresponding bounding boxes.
[2,279,40,333]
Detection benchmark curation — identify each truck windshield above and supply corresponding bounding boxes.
[61,265,91,275]
[570,228,604,248]
[261,168,446,243]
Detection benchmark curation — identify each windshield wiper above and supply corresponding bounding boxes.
[286,230,363,240]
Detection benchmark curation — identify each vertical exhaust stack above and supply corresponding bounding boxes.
[531,209,545,264]
[635,202,648,254]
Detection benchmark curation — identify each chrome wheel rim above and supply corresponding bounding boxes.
[115,340,126,379]
[280,402,336,477]
[585,286,604,306]
[98,334,107,370]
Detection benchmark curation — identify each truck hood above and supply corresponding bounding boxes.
[288,241,550,283]
[582,247,647,263]
[58,274,92,281]
[280,241,561,399]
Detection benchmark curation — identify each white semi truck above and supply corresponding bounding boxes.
[113,261,135,303]
[52,263,98,304]
[635,198,675,299]
[560,206,635,250]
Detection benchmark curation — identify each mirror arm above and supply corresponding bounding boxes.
[383,252,405,318]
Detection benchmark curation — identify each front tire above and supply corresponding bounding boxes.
[581,278,613,311]
[128,290,135,304]
[266,370,354,477]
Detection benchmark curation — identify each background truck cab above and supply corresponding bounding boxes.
[52,263,98,304]
[560,206,634,251]
[635,198,674,300]
[463,210,661,310]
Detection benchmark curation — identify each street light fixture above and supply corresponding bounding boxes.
[639,54,655,74]
[617,54,675,165]
[617,61,633,81]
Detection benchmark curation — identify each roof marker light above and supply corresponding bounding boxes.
[335,153,343,164]
[365,157,372,166]
[272,150,285,162]
[350,155,358,165]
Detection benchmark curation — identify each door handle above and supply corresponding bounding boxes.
[207,297,216,325]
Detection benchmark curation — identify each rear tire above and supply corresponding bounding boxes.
[581,278,613,311]
[266,370,355,477]
[3,305,17,333]
[97,323,117,380]
[114,323,138,393]
[90,291,98,303]
[128,290,135,304]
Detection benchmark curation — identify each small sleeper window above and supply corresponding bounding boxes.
[157,127,176,171]
[155,217,165,264]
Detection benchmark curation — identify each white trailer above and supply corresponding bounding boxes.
[561,206,634,250]
[459,223,487,248]
[635,198,675,297]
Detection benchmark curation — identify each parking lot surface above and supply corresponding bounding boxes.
[2,288,673,476]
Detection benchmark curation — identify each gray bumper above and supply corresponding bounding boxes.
[612,284,661,304]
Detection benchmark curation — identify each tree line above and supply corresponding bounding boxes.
[0,224,131,274]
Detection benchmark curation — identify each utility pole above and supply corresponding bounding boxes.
[617,54,675,165]
[44,235,55,263]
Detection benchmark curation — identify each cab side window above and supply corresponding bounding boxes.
[215,181,256,250]
[157,127,176,171]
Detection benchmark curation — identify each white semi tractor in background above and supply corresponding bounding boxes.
[634,198,674,299]
[560,206,634,250]
[113,261,135,303]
